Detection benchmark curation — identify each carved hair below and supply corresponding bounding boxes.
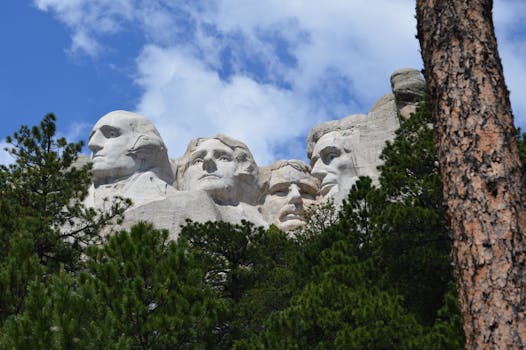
[176,134,258,191]
[260,159,318,192]
[266,159,311,174]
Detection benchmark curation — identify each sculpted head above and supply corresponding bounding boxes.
[262,160,319,231]
[88,110,173,186]
[307,120,361,200]
[177,135,259,205]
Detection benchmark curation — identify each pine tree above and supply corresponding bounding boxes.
[248,101,464,348]
[0,114,129,270]
[374,101,453,324]
[2,223,225,349]
[1,268,120,350]
[417,1,526,347]
[86,222,224,349]
[253,237,425,350]
[0,114,129,323]
[181,220,298,348]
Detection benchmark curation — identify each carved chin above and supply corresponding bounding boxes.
[320,183,339,198]
[197,178,233,191]
[91,163,138,183]
[278,218,306,231]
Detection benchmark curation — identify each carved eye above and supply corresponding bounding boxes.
[193,158,203,165]
[322,149,341,164]
[218,155,231,161]
[326,152,338,162]
[100,126,121,139]
[270,186,288,196]
[302,193,315,200]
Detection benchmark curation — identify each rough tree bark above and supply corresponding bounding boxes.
[416,1,526,348]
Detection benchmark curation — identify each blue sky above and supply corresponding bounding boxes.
[1,0,525,165]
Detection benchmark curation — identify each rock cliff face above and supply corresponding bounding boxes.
[83,68,425,238]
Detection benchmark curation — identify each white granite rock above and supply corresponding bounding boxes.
[390,68,426,103]
[176,134,262,206]
[260,160,319,231]
[84,68,426,235]
[107,190,220,240]
[307,93,400,204]
[85,110,177,209]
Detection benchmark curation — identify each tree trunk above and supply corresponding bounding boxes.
[416,1,526,348]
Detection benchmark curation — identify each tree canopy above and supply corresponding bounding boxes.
[0,106,477,348]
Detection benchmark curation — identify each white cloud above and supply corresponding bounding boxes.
[135,45,315,164]
[69,31,102,56]
[0,140,14,166]
[57,121,92,144]
[33,0,526,163]
[494,0,526,125]
[206,0,421,103]
[133,0,422,164]
[34,0,135,56]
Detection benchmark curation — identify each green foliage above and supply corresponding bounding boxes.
[0,232,43,321]
[253,240,425,350]
[0,113,129,271]
[2,223,224,349]
[374,101,453,324]
[0,107,466,348]
[1,269,119,350]
[0,114,128,323]
[86,222,224,349]
[181,220,266,303]
[181,220,298,348]
[422,283,465,349]
[246,101,464,348]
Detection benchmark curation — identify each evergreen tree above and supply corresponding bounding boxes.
[0,114,129,271]
[417,1,526,346]
[1,269,119,350]
[0,114,128,322]
[181,220,297,348]
[86,222,224,349]
[253,237,425,350]
[374,101,453,324]
[0,108,468,348]
[249,101,464,348]
[2,223,224,349]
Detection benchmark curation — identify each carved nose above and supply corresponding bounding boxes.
[202,157,217,172]
[311,160,327,180]
[287,184,302,204]
[88,132,103,153]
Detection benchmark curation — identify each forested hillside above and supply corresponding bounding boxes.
[0,103,500,348]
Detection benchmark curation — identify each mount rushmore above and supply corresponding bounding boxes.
[82,68,426,238]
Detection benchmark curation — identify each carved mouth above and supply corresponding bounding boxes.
[319,181,336,195]
[199,174,220,180]
[280,205,304,222]
[282,213,304,221]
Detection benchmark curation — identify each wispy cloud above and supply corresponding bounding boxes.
[0,140,14,166]
[34,0,135,56]
[494,0,526,124]
[33,0,526,163]
[135,45,316,163]
[56,121,92,144]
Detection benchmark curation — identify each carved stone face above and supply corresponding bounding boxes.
[182,138,238,199]
[88,113,140,183]
[263,165,318,231]
[311,131,359,199]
